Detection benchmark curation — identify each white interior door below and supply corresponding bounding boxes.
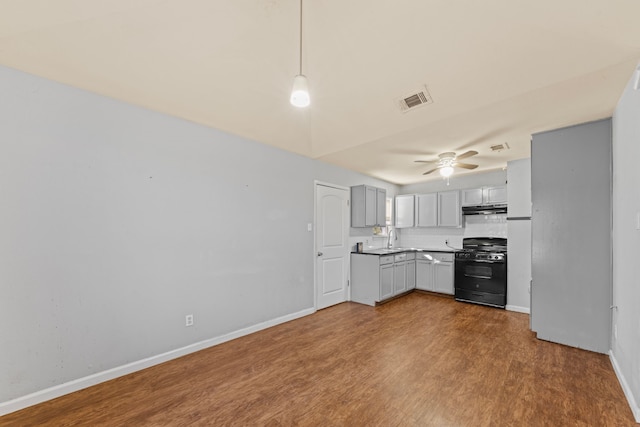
[315,184,350,309]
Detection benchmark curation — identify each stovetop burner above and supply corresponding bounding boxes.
[456,237,507,261]
[461,237,507,253]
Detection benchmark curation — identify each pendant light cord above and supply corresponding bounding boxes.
[299,0,303,75]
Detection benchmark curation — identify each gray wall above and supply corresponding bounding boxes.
[0,65,397,404]
[612,68,640,418]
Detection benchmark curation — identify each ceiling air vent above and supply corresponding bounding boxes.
[397,86,434,113]
[490,142,511,152]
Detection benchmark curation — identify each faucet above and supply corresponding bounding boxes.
[387,227,396,249]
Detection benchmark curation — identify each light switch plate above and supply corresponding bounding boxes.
[636,212,640,230]
[307,223,312,232]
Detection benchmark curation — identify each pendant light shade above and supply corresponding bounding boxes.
[290,0,310,108]
[290,74,310,107]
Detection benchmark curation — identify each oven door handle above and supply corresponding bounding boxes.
[464,274,492,280]
[457,259,502,264]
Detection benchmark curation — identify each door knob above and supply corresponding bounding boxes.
[317,252,323,256]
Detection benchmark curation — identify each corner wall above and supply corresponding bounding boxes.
[0,65,397,411]
[611,66,640,422]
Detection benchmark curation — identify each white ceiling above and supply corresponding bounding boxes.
[1,0,639,184]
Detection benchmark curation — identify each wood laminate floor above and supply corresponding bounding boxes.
[1,293,635,426]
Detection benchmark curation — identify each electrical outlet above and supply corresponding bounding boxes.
[185,314,194,327]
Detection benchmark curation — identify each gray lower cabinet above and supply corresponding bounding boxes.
[416,256,434,291]
[433,260,454,294]
[351,252,413,306]
[380,260,394,301]
[406,256,416,290]
[393,253,408,294]
[415,252,454,294]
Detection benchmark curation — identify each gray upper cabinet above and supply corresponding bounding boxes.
[461,188,484,206]
[395,195,415,228]
[485,186,507,204]
[437,190,461,227]
[461,186,507,206]
[351,185,386,227]
[376,188,386,225]
[398,190,461,228]
[415,193,437,227]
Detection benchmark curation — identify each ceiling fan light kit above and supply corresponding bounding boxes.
[439,166,454,177]
[417,150,479,177]
[290,0,310,108]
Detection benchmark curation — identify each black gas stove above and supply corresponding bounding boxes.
[454,237,507,308]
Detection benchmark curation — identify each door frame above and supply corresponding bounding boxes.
[313,181,351,310]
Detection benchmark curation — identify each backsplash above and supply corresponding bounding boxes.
[349,227,390,251]
[464,214,508,238]
[397,214,507,250]
[348,214,508,251]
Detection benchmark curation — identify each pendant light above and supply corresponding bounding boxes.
[290,0,310,107]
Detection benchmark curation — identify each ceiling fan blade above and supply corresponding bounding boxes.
[456,150,478,160]
[455,162,478,170]
[414,159,436,163]
[422,166,440,175]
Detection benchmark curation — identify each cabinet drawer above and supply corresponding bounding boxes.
[416,252,454,262]
[379,255,394,265]
[434,253,454,262]
[417,253,435,261]
[405,252,416,260]
[394,253,407,262]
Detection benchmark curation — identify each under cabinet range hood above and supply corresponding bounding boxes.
[462,204,508,215]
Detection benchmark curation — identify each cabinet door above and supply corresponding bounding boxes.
[484,186,507,204]
[395,195,415,228]
[437,191,461,227]
[415,258,434,291]
[393,262,407,295]
[406,260,416,290]
[433,262,454,294]
[365,186,377,226]
[461,188,483,206]
[376,188,386,226]
[415,193,437,227]
[380,264,394,301]
[350,185,365,227]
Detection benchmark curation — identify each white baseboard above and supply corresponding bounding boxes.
[506,304,530,314]
[610,351,640,423]
[0,307,315,417]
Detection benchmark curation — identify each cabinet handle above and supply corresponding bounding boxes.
[317,252,323,256]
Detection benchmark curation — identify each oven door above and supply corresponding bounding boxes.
[455,258,507,295]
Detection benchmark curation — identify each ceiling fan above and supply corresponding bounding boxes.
[415,150,479,176]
